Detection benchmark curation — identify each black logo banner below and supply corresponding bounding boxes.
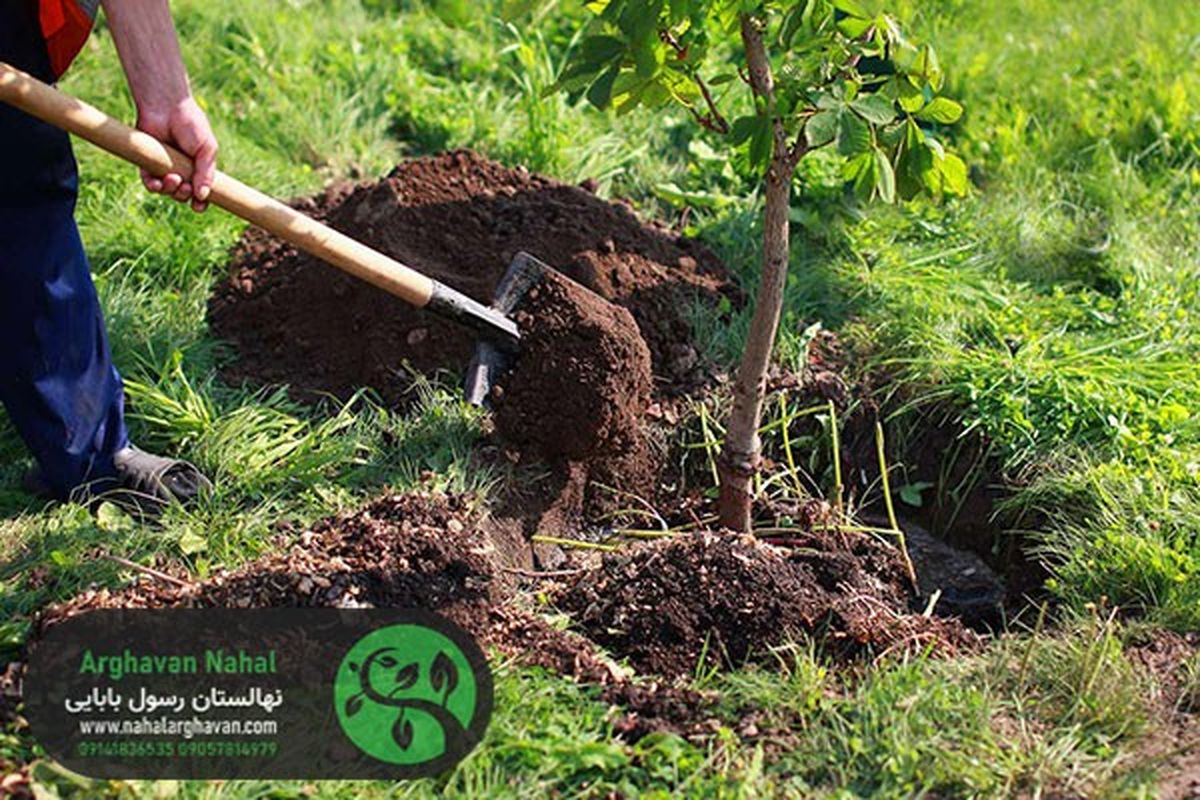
[24,608,493,779]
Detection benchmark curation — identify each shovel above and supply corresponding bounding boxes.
[0,61,548,405]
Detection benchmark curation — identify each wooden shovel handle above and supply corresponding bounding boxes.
[0,61,435,308]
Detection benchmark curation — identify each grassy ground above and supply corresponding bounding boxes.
[2,0,1198,796]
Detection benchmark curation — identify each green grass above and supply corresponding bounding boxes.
[664,0,1200,628]
[2,0,1199,796]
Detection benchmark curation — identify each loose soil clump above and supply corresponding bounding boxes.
[491,269,655,510]
[209,150,734,406]
[558,530,978,678]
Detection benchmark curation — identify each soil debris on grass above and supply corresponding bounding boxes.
[1125,629,1200,800]
[209,149,735,406]
[43,493,514,635]
[25,490,980,745]
[32,492,716,739]
[557,530,978,677]
[491,269,655,512]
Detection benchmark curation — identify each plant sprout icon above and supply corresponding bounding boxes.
[342,645,468,755]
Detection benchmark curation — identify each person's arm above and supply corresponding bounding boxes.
[102,0,217,211]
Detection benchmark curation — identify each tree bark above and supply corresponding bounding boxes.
[717,15,793,532]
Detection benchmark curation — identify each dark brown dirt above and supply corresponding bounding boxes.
[492,270,651,463]
[557,530,978,678]
[208,150,734,406]
[32,492,715,740]
[43,493,517,639]
[491,269,655,513]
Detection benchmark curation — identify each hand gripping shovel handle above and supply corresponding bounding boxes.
[0,61,518,345]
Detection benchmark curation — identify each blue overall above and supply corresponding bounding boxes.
[1,2,129,499]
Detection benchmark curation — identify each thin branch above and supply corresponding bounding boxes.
[787,136,810,168]
[785,108,817,168]
[100,552,191,589]
[659,28,730,134]
[498,566,586,579]
[739,13,788,162]
[693,74,730,133]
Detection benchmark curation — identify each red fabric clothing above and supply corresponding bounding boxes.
[38,0,97,78]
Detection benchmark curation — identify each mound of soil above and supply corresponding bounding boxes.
[491,269,655,508]
[45,494,514,639]
[558,530,977,677]
[209,150,734,406]
[34,493,712,739]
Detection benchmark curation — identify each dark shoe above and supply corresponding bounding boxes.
[20,447,212,515]
[111,445,213,513]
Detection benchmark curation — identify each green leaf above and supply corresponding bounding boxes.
[895,77,926,112]
[877,119,905,147]
[707,73,736,86]
[874,146,895,202]
[844,151,877,200]
[938,152,969,195]
[748,115,773,174]
[837,110,871,155]
[836,15,873,38]
[96,501,132,533]
[898,481,934,507]
[640,78,672,108]
[851,94,896,125]
[617,0,662,40]
[916,96,963,124]
[431,0,471,27]
[578,34,627,65]
[586,65,621,109]
[913,44,943,90]
[780,3,806,48]
[805,110,839,147]
[896,119,931,198]
[654,182,736,210]
[633,39,664,78]
[832,0,870,18]
[178,529,208,556]
[730,114,758,145]
[814,87,843,110]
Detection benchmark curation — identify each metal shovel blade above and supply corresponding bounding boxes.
[463,252,553,406]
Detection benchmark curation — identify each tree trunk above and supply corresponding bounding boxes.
[718,14,793,532]
[717,163,791,531]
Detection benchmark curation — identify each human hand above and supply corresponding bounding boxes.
[136,96,218,212]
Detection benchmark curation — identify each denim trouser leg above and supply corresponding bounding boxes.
[1,2,129,498]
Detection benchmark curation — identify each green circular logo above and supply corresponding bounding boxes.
[333,612,492,774]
